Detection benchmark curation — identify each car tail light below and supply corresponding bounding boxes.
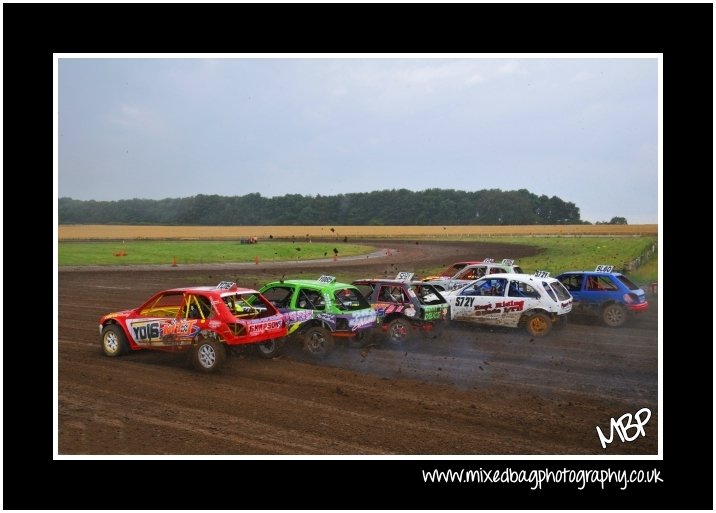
[623,293,637,304]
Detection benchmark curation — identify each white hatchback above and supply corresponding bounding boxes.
[444,273,573,336]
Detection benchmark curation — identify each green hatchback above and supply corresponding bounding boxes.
[258,275,381,357]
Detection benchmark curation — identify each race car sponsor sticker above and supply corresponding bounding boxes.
[247,319,284,335]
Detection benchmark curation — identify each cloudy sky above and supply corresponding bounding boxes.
[57,56,659,224]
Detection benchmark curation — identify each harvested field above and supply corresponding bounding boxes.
[58,223,658,240]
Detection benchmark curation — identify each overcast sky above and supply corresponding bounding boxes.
[57,56,659,224]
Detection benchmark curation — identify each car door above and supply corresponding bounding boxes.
[450,277,506,326]
[503,279,542,327]
[581,274,618,311]
[130,291,204,347]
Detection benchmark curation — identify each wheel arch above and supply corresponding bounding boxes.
[296,319,333,335]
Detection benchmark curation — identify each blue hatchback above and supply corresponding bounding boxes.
[555,266,648,327]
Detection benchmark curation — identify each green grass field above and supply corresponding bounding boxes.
[58,236,658,286]
[58,241,375,266]
[421,236,658,285]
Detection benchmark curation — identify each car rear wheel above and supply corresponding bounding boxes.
[254,339,284,359]
[101,324,129,357]
[302,327,334,358]
[387,318,412,344]
[191,338,226,373]
[525,313,552,337]
[602,303,627,327]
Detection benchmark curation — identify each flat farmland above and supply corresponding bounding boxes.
[58,223,658,240]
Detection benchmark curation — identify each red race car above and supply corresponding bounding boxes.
[98,281,288,373]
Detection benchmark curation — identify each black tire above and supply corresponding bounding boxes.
[602,303,627,327]
[302,326,334,358]
[386,318,412,344]
[254,339,284,359]
[524,312,552,337]
[101,324,129,357]
[191,338,227,373]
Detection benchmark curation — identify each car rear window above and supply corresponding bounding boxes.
[549,281,572,301]
[541,282,557,301]
[616,275,640,291]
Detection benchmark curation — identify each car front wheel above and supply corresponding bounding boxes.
[302,327,334,358]
[101,324,129,357]
[192,338,227,373]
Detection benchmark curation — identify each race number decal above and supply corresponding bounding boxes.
[216,281,236,289]
[534,270,550,278]
[317,275,336,284]
[595,265,614,273]
[483,258,495,263]
[395,271,414,281]
[454,297,476,307]
[501,259,514,265]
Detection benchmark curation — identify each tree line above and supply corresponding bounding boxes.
[59,188,599,226]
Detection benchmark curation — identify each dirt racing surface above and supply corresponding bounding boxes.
[58,240,658,455]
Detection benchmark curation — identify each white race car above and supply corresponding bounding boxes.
[425,259,524,291]
[443,273,572,336]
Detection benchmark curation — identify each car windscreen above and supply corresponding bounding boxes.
[353,284,375,300]
[333,287,371,310]
[411,284,446,305]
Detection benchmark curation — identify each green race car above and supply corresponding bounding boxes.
[258,275,381,357]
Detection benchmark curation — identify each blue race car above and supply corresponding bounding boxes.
[555,265,648,327]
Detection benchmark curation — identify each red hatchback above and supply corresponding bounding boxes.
[98,281,288,373]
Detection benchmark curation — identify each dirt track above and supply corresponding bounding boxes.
[58,240,658,455]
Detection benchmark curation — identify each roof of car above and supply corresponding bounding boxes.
[467,272,560,283]
[263,279,357,289]
[557,270,624,276]
[352,279,436,286]
[164,285,260,295]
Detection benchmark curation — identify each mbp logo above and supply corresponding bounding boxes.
[596,408,651,449]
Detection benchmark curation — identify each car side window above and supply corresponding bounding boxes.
[479,278,507,296]
[261,286,293,308]
[560,275,583,292]
[298,288,325,310]
[378,286,393,302]
[139,292,184,317]
[185,294,213,319]
[587,276,617,291]
[460,284,482,297]
[508,281,540,299]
